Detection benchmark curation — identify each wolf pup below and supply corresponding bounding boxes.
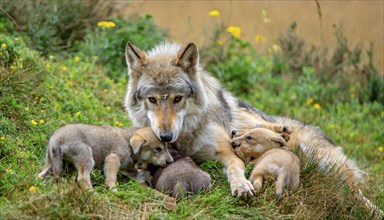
[124,41,364,198]
[38,124,173,190]
[137,148,211,199]
[231,128,300,200]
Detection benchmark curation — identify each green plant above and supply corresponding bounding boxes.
[75,15,167,80]
[0,0,125,56]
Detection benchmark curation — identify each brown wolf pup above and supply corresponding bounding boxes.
[38,124,173,190]
[124,41,365,199]
[136,148,211,199]
[231,128,300,200]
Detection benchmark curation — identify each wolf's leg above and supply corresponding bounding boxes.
[249,168,266,193]
[257,123,292,134]
[215,126,255,198]
[104,153,121,190]
[275,172,288,200]
[38,150,51,178]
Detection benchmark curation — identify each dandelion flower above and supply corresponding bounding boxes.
[216,40,223,46]
[75,111,81,116]
[378,146,383,152]
[0,52,3,57]
[93,56,99,61]
[306,98,314,105]
[103,89,108,93]
[75,56,80,62]
[106,106,111,111]
[272,44,281,52]
[227,26,241,38]
[31,120,38,125]
[209,10,220,17]
[1,136,5,141]
[107,22,116,28]
[255,35,266,43]
[62,66,68,71]
[1,43,7,49]
[313,103,321,110]
[29,186,37,193]
[5,168,13,173]
[25,107,30,111]
[49,55,54,60]
[39,119,45,124]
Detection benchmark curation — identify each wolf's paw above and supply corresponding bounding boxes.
[230,177,255,199]
[280,125,292,134]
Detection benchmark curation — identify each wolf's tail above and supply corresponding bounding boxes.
[48,137,63,177]
[299,143,383,219]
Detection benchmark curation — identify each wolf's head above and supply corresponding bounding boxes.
[124,42,208,143]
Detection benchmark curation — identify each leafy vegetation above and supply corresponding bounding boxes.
[0,3,383,219]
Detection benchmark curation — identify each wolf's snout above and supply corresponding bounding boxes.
[166,158,174,164]
[160,131,173,142]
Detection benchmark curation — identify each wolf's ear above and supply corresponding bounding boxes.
[125,42,146,71]
[177,42,199,74]
[129,133,146,154]
[271,136,288,148]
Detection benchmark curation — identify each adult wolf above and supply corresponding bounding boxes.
[124,42,365,198]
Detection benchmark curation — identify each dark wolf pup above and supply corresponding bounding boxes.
[124,41,365,198]
[137,148,211,199]
[38,124,173,190]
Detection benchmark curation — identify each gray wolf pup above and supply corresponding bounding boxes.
[137,148,211,199]
[38,124,173,190]
[231,128,300,200]
[124,41,364,198]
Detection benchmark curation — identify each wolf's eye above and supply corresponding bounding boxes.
[154,147,162,153]
[174,95,183,103]
[246,136,253,141]
[148,97,157,104]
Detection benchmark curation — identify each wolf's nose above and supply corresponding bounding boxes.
[231,130,237,138]
[160,131,173,142]
[231,141,239,149]
[166,159,173,165]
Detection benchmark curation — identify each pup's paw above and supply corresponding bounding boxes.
[280,125,292,134]
[230,177,255,199]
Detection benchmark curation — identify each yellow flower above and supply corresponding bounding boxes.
[306,98,314,105]
[5,168,13,173]
[31,120,38,125]
[75,111,81,116]
[0,52,3,57]
[29,186,37,193]
[254,35,266,43]
[1,43,7,49]
[46,63,51,68]
[25,107,30,111]
[272,44,281,52]
[209,10,220,17]
[261,9,271,23]
[62,66,68,71]
[107,22,116,28]
[98,21,116,28]
[39,119,45,124]
[49,55,54,60]
[106,106,111,111]
[98,21,106,27]
[381,111,384,118]
[378,146,383,152]
[93,56,98,61]
[227,26,241,38]
[75,56,80,62]
[114,121,123,127]
[103,89,108,93]
[216,40,223,46]
[1,136,5,141]
[313,103,321,110]
[41,109,45,113]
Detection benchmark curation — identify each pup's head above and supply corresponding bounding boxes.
[124,42,207,143]
[129,127,174,167]
[230,128,290,156]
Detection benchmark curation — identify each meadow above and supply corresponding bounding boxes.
[0,2,383,219]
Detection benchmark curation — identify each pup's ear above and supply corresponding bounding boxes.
[271,136,288,148]
[281,133,290,142]
[125,42,146,72]
[130,133,146,154]
[177,42,199,74]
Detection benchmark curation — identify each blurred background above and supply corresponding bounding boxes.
[125,1,383,72]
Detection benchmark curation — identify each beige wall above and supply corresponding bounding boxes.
[125,1,383,73]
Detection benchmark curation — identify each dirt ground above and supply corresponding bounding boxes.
[124,1,383,73]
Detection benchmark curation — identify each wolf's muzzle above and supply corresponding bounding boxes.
[160,131,173,142]
[231,141,240,149]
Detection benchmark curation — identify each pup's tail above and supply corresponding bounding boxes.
[48,137,63,178]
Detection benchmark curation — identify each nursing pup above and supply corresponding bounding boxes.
[38,124,173,190]
[137,148,211,199]
[124,41,364,198]
[231,128,300,200]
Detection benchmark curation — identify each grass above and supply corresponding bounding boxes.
[1,16,383,219]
